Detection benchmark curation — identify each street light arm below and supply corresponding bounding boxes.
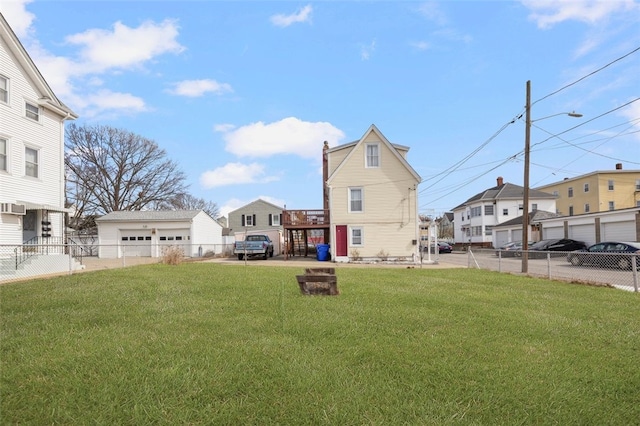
[531,111,583,123]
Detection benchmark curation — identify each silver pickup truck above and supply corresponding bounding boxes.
[234,235,274,260]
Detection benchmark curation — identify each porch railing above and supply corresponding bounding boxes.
[283,209,330,227]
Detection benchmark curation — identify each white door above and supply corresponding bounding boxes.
[120,230,152,257]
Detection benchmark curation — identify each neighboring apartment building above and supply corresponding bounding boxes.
[0,13,78,246]
[452,177,557,246]
[534,164,640,216]
[325,124,422,262]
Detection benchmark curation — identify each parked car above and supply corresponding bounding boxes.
[567,241,640,270]
[422,241,452,254]
[527,238,587,258]
[495,241,533,257]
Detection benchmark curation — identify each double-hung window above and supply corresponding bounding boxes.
[25,146,38,178]
[568,187,574,197]
[583,183,589,193]
[0,138,7,172]
[608,180,614,191]
[365,143,379,168]
[350,227,363,246]
[25,102,39,121]
[349,187,363,213]
[0,75,8,104]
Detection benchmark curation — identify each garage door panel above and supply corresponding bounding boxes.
[121,231,152,257]
[602,221,635,242]
[568,224,594,246]
[543,226,564,240]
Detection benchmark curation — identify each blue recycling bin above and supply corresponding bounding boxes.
[316,244,330,261]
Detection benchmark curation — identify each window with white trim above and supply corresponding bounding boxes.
[485,226,493,236]
[350,227,363,246]
[532,203,538,210]
[0,138,6,172]
[470,206,481,217]
[365,143,379,168]
[349,187,363,212]
[608,180,614,191]
[271,214,280,226]
[583,183,589,192]
[472,226,482,236]
[502,208,508,216]
[25,102,39,121]
[608,201,615,211]
[484,205,494,215]
[635,179,640,191]
[0,75,8,104]
[568,187,573,197]
[584,203,590,213]
[25,146,38,178]
[569,205,574,216]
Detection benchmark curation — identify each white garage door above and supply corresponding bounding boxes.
[121,230,152,257]
[495,230,509,248]
[602,221,636,242]
[543,226,564,240]
[158,229,190,256]
[568,224,595,246]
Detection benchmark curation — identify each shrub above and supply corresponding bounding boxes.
[161,246,184,265]
[376,249,389,261]
[350,248,361,261]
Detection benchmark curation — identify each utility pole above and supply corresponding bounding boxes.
[521,80,531,274]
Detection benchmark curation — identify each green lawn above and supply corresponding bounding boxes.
[1,263,638,425]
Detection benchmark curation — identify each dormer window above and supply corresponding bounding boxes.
[25,102,39,121]
[365,143,379,168]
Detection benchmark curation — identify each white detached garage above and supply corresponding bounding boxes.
[96,210,223,259]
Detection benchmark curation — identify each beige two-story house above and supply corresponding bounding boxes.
[534,164,640,216]
[325,124,422,262]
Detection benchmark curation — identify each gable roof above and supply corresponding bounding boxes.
[0,12,77,119]
[96,210,211,222]
[326,124,421,184]
[228,198,284,215]
[452,182,556,210]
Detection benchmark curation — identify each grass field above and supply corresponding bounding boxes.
[1,263,638,424]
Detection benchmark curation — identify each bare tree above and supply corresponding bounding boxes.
[65,123,189,227]
[166,193,220,219]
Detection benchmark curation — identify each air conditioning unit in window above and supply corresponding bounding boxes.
[0,203,26,215]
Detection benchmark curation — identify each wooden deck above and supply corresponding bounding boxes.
[282,209,330,229]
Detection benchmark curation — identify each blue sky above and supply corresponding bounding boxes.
[2,0,639,218]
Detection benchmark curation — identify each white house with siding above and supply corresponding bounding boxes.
[0,13,78,247]
[326,124,421,262]
[452,177,557,247]
[96,210,223,259]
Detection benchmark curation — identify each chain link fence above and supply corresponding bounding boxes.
[0,243,235,284]
[457,248,639,292]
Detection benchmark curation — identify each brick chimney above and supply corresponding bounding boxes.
[616,163,622,170]
[497,176,504,186]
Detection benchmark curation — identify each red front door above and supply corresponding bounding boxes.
[335,225,347,257]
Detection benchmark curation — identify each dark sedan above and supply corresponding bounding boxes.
[527,238,587,258]
[567,241,640,270]
[422,241,452,254]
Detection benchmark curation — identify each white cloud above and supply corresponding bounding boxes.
[78,89,148,119]
[360,39,376,61]
[214,123,236,133]
[270,4,313,27]
[216,117,345,159]
[0,0,35,38]
[416,1,448,26]
[64,20,185,73]
[200,162,279,188]
[410,41,431,51]
[167,79,233,97]
[521,0,640,29]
